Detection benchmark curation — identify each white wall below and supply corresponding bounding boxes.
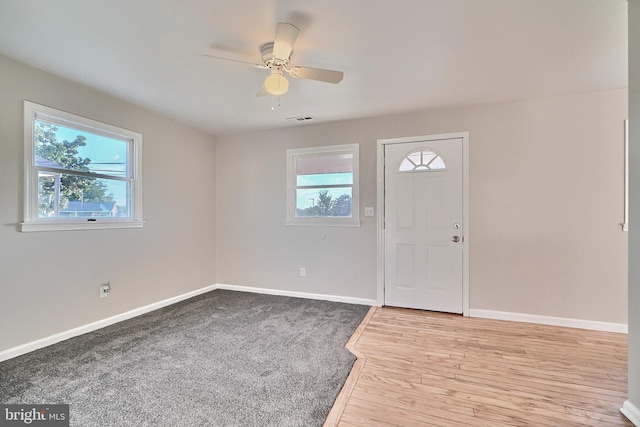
[217,89,628,325]
[626,0,640,423]
[0,54,217,353]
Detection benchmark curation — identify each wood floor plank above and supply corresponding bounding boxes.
[357,369,614,427]
[325,306,632,427]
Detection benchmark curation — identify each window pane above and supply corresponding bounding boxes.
[428,156,446,169]
[407,152,422,165]
[296,187,352,217]
[38,171,129,218]
[34,119,128,178]
[297,172,353,187]
[37,173,57,217]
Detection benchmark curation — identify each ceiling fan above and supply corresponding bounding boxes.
[204,22,344,98]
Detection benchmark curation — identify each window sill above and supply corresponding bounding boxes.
[19,220,145,233]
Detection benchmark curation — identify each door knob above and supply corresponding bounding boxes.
[451,236,460,243]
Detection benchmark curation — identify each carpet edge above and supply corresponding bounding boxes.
[322,306,377,427]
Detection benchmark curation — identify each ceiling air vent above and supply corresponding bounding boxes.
[285,116,314,123]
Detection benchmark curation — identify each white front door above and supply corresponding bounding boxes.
[384,137,464,313]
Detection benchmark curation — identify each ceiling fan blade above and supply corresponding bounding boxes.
[288,66,344,84]
[273,22,299,60]
[201,54,267,69]
[256,82,269,97]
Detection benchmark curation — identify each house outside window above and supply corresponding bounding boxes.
[286,144,360,227]
[21,101,143,232]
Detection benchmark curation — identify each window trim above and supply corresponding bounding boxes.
[286,143,360,227]
[21,101,144,232]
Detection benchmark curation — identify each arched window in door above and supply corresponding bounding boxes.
[398,149,446,172]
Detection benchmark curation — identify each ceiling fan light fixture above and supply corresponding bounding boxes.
[264,73,289,96]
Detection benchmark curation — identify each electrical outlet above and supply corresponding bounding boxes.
[300,267,306,277]
[99,282,111,298]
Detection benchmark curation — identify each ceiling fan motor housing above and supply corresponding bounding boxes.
[261,43,275,64]
[260,42,289,68]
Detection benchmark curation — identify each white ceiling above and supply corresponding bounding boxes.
[0,0,628,136]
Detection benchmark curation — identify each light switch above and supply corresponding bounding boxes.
[364,207,374,217]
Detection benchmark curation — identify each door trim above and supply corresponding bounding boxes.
[376,132,470,315]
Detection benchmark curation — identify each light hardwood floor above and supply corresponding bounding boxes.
[325,306,632,427]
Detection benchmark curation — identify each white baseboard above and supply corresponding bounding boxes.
[622,400,640,426]
[215,283,377,306]
[0,284,217,363]
[469,309,628,333]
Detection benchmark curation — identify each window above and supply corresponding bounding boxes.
[399,149,446,172]
[286,144,360,227]
[21,101,143,232]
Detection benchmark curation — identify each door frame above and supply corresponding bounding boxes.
[376,132,470,315]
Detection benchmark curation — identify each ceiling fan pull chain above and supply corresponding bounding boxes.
[270,94,281,110]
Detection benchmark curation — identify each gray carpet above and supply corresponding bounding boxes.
[0,290,370,426]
